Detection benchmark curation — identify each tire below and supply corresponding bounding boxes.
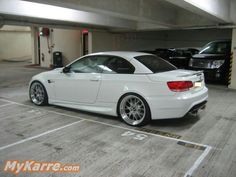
[29,81,48,106]
[117,93,151,126]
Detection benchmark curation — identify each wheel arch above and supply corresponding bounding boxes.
[29,79,49,103]
[29,78,48,92]
[116,92,152,119]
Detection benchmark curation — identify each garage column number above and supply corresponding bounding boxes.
[121,131,148,141]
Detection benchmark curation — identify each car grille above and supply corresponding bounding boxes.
[191,59,211,68]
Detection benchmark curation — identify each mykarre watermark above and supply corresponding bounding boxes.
[3,160,80,174]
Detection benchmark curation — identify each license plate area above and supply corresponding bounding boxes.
[194,81,202,87]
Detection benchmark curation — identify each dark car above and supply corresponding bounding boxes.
[154,48,173,61]
[154,48,199,69]
[189,40,231,84]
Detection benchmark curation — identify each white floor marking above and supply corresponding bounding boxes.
[0,119,84,151]
[0,98,213,176]
[0,103,13,108]
[184,146,212,177]
[121,131,148,141]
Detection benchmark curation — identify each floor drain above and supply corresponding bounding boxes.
[136,127,182,139]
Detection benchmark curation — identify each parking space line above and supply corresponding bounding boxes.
[0,98,212,176]
[0,119,85,151]
[0,103,13,108]
[184,146,212,177]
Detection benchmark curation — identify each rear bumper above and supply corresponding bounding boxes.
[147,87,208,120]
[188,100,207,113]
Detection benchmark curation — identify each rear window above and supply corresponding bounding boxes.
[135,55,177,73]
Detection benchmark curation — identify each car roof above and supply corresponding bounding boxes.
[86,51,153,59]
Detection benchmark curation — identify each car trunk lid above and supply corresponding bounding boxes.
[148,69,205,92]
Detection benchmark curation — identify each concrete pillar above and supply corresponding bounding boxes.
[30,26,39,65]
[88,32,93,54]
[229,29,236,89]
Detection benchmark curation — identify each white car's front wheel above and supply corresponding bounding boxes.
[118,94,150,126]
[29,81,48,106]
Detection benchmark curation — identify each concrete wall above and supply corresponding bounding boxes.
[91,31,167,52]
[39,28,82,67]
[230,0,236,23]
[53,28,81,65]
[0,25,31,61]
[161,29,232,48]
[91,31,117,52]
[91,29,232,52]
[121,32,166,51]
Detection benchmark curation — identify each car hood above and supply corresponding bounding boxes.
[32,68,63,78]
[45,67,63,74]
[192,54,226,60]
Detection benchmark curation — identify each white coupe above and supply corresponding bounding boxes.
[29,51,208,126]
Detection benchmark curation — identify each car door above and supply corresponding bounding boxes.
[97,56,136,103]
[53,55,107,104]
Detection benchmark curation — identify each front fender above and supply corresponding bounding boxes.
[29,74,53,101]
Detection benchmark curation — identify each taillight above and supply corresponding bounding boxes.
[167,81,193,92]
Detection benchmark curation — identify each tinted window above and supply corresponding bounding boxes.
[103,57,135,74]
[173,50,192,58]
[200,41,231,54]
[135,55,177,73]
[70,56,108,73]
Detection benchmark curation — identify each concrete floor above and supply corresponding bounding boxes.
[0,61,236,177]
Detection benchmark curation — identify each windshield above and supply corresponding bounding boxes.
[200,41,231,54]
[135,55,177,73]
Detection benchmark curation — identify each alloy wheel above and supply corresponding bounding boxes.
[119,95,146,126]
[30,82,46,105]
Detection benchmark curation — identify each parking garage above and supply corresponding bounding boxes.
[0,0,236,177]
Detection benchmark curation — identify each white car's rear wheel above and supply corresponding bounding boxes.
[118,94,150,126]
[29,81,48,106]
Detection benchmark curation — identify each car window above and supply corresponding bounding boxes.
[135,55,177,73]
[200,41,231,54]
[70,56,109,73]
[102,56,135,74]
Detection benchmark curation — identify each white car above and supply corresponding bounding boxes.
[29,51,208,126]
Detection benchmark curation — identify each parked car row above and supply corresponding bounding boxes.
[189,40,231,84]
[140,48,199,69]
[141,40,231,84]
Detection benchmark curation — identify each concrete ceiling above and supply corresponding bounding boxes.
[0,0,235,31]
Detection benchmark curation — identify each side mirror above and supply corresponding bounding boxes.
[62,66,70,73]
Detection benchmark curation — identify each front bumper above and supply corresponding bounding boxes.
[169,59,189,69]
[147,86,208,120]
[189,67,224,82]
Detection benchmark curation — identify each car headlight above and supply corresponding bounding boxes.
[189,58,193,67]
[211,60,225,69]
